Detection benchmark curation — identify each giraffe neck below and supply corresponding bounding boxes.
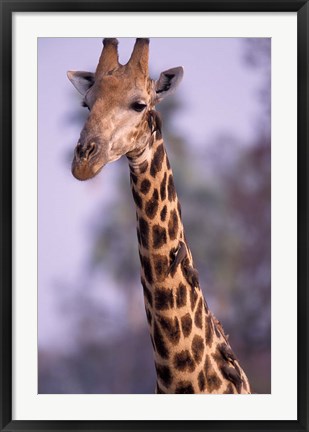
[127,131,251,394]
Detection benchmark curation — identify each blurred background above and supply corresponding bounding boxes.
[38,37,271,394]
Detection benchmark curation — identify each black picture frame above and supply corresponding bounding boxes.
[1,1,308,431]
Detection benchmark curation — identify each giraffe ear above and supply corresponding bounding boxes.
[67,71,95,96]
[155,67,184,103]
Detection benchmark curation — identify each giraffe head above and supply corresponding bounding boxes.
[68,38,183,180]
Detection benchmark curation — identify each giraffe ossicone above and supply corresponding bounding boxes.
[68,38,251,394]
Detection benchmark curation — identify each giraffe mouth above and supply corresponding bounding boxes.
[71,158,106,181]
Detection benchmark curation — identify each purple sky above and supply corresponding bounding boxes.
[38,37,265,350]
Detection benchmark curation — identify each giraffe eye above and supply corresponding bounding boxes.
[131,102,147,112]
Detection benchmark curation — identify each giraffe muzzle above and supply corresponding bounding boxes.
[72,141,106,181]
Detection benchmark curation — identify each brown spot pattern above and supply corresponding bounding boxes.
[160,205,167,222]
[157,315,180,345]
[139,217,149,248]
[176,283,187,307]
[198,370,206,391]
[191,335,204,364]
[136,228,141,245]
[205,355,222,392]
[155,363,172,387]
[153,322,169,359]
[153,254,168,282]
[140,179,151,195]
[167,174,176,201]
[150,144,165,177]
[190,287,199,311]
[181,313,193,337]
[174,350,195,372]
[154,287,174,310]
[152,225,167,249]
[175,381,195,394]
[205,314,214,348]
[194,298,203,329]
[168,209,179,240]
[139,160,148,173]
[160,172,167,200]
[145,189,159,219]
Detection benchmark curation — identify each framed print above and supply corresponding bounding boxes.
[1,1,308,431]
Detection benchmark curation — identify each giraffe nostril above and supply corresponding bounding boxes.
[75,143,83,158]
[76,142,96,160]
[86,142,96,159]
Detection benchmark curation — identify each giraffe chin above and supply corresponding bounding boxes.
[71,161,105,181]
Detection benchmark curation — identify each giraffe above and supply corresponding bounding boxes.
[67,38,251,394]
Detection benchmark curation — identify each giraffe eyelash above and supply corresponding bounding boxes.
[131,101,147,112]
